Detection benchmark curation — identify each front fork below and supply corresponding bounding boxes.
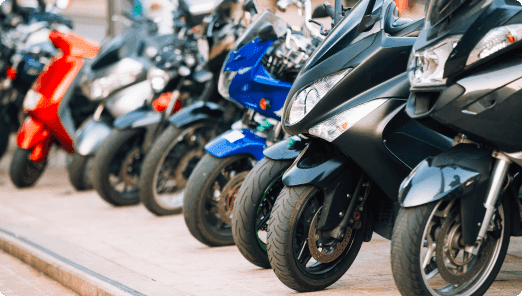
[471,152,511,254]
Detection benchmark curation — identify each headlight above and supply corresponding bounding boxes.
[82,58,143,100]
[408,36,461,87]
[148,67,169,92]
[23,89,42,111]
[218,71,237,99]
[467,25,522,66]
[286,68,352,126]
[309,99,388,142]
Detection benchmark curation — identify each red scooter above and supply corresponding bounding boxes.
[9,30,99,188]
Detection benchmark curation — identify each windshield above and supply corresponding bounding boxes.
[232,10,287,51]
[426,0,471,27]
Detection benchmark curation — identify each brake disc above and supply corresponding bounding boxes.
[436,207,497,286]
[174,149,205,189]
[217,171,249,225]
[308,207,353,264]
[121,146,142,187]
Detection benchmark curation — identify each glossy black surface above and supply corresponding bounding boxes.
[263,136,307,160]
[168,101,225,128]
[398,144,493,245]
[284,0,420,135]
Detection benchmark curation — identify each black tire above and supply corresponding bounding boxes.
[9,147,48,188]
[390,199,511,296]
[67,153,93,191]
[267,185,366,292]
[0,120,10,161]
[231,158,292,269]
[92,129,143,206]
[140,124,221,216]
[184,153,254,246]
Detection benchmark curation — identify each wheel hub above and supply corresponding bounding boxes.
[435,208,497,286]
[121,147,142,187]
[217,171,249,225]
[174,149,205,189]
[308,208,353,264]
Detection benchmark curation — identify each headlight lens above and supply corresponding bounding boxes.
[218,71,237,99]
[82,58,143,101]
[467,25,522,66]
[148,67,169,92]
[23,89,42,111]
[309,99,388,142]
[408,36,461,87]
[286,68,353,126]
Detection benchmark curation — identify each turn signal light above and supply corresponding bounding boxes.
[260,98,270,110]
[6,66,16,80]
[152,92,182,115]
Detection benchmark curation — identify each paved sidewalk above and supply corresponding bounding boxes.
[0,146,520,296]
[0,250,78,296]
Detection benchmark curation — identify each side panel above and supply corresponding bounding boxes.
[74,119,112,156]
[169,101,225,129]
[205,129,266,161]
[104,80,153,118]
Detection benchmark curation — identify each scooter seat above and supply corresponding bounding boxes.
[49,30,100,59]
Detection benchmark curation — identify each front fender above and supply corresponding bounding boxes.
[113,106,158,130]
[399,144,493,246]
[17,118,52,162]
[74,119,112,156]
[169,101,224,129]
[283,140,348,189]
[263,136,306,160]
[205,129,266,161]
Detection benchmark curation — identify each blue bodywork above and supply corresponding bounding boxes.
[206,37,293,159]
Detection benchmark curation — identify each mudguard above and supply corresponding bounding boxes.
[283,140,362,235]
[169,101,224,129]
[205,129,266,161]
[263,136,306,160]
[283,141,348,188]
[114,106,160,130]
[17,118,52,162]
[398,144,493,245]
[74,119,112,156]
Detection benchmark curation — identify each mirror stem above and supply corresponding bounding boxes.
[334,0,342,25]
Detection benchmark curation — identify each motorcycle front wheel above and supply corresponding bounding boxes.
[67,153,94,191]
[9,147,48,188]
[390,198,511,296]
[231,158,292,269]
[139,124,222,216]
[183,153,255,246]
[92,129,144,206]
[267,185,366,292]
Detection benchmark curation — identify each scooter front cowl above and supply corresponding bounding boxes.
[205,129,266,161]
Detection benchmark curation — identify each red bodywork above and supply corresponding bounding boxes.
[17,31,99,162]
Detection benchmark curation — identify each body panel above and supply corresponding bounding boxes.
[104,80,153,118]
[74,119,112,156]
[169,101,225,128]
[263,136,305,160]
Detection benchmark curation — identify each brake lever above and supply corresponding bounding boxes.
[308,19,329,36]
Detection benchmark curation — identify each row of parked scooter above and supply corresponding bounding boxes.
[3,0,522,294]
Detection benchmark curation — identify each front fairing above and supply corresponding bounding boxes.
[283,0,386,131]
[224,38,292,119]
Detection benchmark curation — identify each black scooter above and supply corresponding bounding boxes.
[391,0,522,295]
[232,0,452,291]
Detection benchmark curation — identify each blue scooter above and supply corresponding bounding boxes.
[182,8,320,246]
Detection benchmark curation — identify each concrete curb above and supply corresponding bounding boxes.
[0,230,124,296]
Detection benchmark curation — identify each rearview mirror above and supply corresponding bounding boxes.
[312,4,328,18]
[243,0,258,14]
[258,23,278,41]
[56,0,70,9]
